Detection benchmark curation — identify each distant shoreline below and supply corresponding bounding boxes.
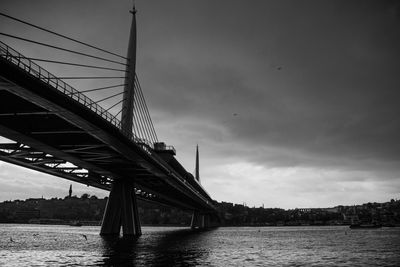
[1,222,399,228]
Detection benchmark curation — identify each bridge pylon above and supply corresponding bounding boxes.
[100,3,141,237]
[190,211,220,230]
[100,179,141,236]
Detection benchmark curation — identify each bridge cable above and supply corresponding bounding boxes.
[135,77,158,142]
[0,12,127,60]
[94,92,123,104]
[105,99,124,112]
[137,99,154,144]
[132,106,146,143]
[135,76,158,142]
[138,82,158,142]
[115,103,125,119]
[132,78,149,141]
[130,107,138,138]
[135,85,156,144]
[135,83,157,144]
[6,57,127,72]
[80,84,126,94]
[134,85,153,143]
[115,109,123,119]
[132,83,154,144]
[134,96,153,145]
[132,114,143,142]
[132,93,150,144]
[49,76,125,79]
[133,81,154,144]
[125,80,149,143]
[0,33,127,66]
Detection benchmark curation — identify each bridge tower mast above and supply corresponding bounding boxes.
[121,2,137,134]
[100,2,141,237]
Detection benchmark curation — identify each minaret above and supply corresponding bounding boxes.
[69,184,72,198]
[121,2,137,134]
[195,145,200,183]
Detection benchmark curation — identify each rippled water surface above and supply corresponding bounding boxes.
[1,224,399,266]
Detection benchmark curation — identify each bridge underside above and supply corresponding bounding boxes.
[0,58,216,217]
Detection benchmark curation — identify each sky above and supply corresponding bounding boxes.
[0,0,399,209]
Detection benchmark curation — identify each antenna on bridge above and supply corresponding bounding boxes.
[195,145,200,183]
[121,1,137,134]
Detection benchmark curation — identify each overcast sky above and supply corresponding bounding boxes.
[1,0,399,209]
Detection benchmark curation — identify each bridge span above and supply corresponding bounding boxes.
[0,5,219,236]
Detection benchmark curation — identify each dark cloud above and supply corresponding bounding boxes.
[134,0,400,174]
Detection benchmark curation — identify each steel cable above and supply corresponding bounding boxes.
[135,76,158,142]
[136,83,158,143]
[0,12,127,60]
[0,33,127,66]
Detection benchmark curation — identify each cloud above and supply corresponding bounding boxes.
[202,161,400,208]
[142,54,400,169]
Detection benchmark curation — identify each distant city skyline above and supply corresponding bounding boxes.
[0,0,399,209]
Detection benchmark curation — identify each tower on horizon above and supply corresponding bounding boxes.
[68,184,72,198]
[195,145,200,183]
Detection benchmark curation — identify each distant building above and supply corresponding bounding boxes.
[322,207,339,213]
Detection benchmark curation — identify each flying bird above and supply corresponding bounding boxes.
[81,234,87,240]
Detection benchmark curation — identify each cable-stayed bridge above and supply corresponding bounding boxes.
[0,5,218,236]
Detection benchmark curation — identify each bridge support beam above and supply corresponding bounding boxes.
[190,211,211,230]
[191,211,220,230]
[100,180,141,237]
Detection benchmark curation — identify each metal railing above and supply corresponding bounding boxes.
[0,41,153,149]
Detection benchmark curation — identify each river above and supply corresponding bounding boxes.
[0,224,399,266]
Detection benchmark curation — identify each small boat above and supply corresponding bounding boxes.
[349,223,382,229]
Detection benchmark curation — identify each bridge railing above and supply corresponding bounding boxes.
[0,41,154,149]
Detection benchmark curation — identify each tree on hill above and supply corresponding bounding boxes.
[81,193,90,199]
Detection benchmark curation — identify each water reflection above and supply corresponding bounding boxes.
[2,225,399,266]
[100,228,216,266]
[101,235,138,266]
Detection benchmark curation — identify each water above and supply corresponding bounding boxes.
[1,224,399,266]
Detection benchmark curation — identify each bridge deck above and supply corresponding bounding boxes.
[0,42,215,212]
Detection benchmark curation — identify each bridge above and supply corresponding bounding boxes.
[0,5,219,236]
